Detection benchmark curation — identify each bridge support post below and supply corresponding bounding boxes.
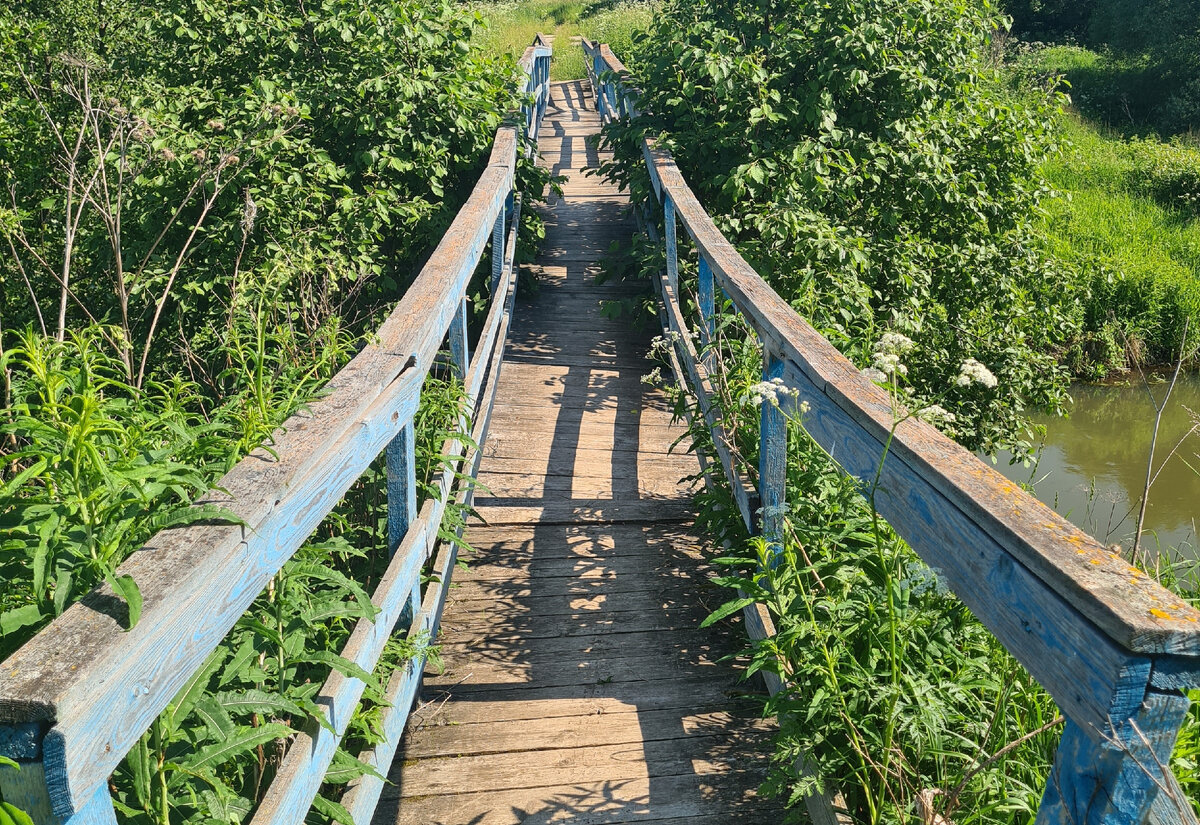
[698,255,714,367]
[664,194,678,294]
[449,298,469,380]
[1036,688,1191,825]
[386,421,419,628]
[0,724,117,825]
[491,204,506,296]
[758,351,786,564]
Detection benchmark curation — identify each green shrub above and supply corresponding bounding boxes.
[603,0,1075,460]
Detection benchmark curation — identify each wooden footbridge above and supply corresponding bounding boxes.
[3,36,1200,825]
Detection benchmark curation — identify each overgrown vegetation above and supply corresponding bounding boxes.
[1002,44,1200,376]
[603,0,1074,461]
[0,0,548,821]
[598,0,1200,819]
[1006,0,1200,135]
[469,0,655,81]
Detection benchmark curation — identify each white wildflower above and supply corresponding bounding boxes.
[648,330,681,354]
[917,404,956,425]
[641,367,663,386]
[747,379,800,408]
[955,358,997,389]
[872,350,908,376]
[863,367,888,384]
[876,331,915,355]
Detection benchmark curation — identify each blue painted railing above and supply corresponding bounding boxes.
[583,37,1200,825]
[0,37,552,825]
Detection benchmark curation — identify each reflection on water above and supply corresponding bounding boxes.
[990,374,1200,560]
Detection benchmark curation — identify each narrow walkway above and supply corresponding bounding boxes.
[374,81,781,825]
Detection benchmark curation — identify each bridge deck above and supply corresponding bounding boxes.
[371,80,782,824]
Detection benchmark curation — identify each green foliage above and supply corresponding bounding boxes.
[1004,0,1200,135]
[1004,104,1200,374]
[0,0,538,821]
[0,0,524,379]
[651,311,1062,823]
[603,0,1076,460]
[0,330,235,658]
[470,0,656,81]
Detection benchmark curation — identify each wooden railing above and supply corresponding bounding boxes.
[0,37,552,825]
[583,37,1200,825]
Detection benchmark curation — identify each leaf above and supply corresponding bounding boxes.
[106,572,143,630]
[53,569,73,616]
[0,458,46,498]
[0,605,43,636]
[323,748,385,785]
[311,794,355,825]
[199,789,252,824]
[170,647,229,729]
[192,695,236,742]
[291,650,382,693]
[0,801,35,825]
[212,688,304,719]
[699,597,758,628]
[181,723,291,771]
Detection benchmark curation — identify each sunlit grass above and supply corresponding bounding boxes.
[470,0,655,81]
[1039,113,1200,363]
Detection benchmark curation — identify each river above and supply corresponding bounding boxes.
[990,374,1200,561]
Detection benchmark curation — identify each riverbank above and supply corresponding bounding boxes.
[1011,44,1200,376]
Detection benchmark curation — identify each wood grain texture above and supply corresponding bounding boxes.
[373,80,781,825]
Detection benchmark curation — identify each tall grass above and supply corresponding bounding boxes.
[1008,44,1200,374]
[470,0,656,81]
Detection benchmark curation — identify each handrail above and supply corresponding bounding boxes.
[0,36,553,825]
[584,39,1200,825]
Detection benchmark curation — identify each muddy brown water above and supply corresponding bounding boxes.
[990,374,1200,562]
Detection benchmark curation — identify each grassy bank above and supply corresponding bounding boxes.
[1013,45,1200,374]
[470,0,655,80]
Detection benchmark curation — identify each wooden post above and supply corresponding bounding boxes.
[698,254,715,359]
[66,785,118,825]
[0,729,117,825]
[758,351,786,562]
[491,206,506,295]
[1036,689,1192,825]
[386,421,419,628]
[664,194,678,294]
[449,298,469,379]
[592,54,602,109]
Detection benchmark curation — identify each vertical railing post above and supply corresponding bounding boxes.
[758,351,786,564]
[592,54,602,110]
[448,299,469,380]
[491,205,506,296]
[664,194,678,294]
[1036,687,1191,825]
[386,420,418,625]
[698,254,715,364]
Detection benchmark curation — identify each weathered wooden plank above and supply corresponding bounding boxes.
[475,472,696,501]
[382,773,775,825]
[410,676,761,728]
[396,732,773,799]
[406,706,769,759]
[471,501,693,525]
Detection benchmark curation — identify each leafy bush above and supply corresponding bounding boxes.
[602,0,1076,460]
[1,0,544,821]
